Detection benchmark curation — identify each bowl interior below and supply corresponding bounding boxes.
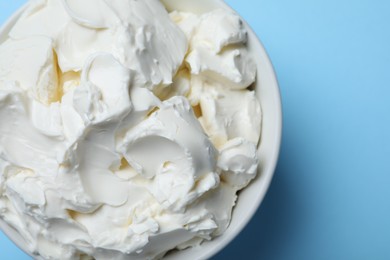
[0,1,282,259]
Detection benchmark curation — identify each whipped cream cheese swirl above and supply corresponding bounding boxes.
[0,0,262,259]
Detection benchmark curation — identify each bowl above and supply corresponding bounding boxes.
[0,0,282,259]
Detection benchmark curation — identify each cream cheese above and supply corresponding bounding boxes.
[0,1,262,259]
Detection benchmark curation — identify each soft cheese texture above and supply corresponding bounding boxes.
[0,1,261,259]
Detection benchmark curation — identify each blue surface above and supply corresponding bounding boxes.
[1,0,390,259]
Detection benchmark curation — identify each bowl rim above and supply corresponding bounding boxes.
[0,1,282,259]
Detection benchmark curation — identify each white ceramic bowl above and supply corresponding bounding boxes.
[0,0,282,259]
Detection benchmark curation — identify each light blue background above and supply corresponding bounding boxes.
[1,0,390,259]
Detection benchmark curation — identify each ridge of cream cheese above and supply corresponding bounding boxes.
[0,0,262,259]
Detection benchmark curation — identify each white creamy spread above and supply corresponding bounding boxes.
[0,0,262,259]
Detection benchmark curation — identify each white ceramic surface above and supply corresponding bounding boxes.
[0,0,282,259]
